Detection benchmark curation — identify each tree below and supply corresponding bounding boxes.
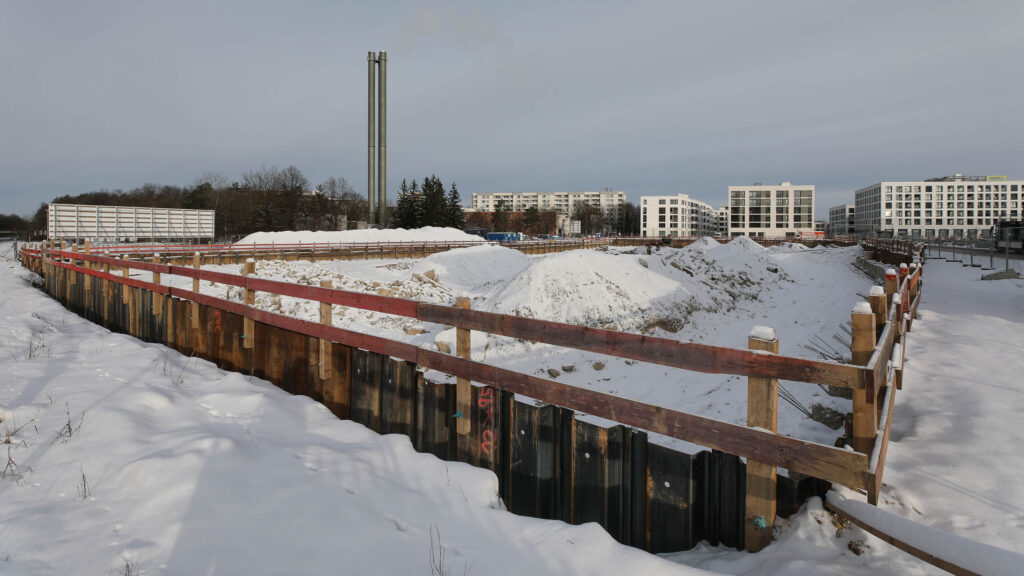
[393,179,417,229]
[618,202,641,236]
[491,198,510,232]
[420,175,446,226]
[445,183,465,229]
[522,206,540,234]
[572,201,604,235]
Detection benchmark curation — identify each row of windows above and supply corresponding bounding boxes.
[885,184,1020,194]
[884,217,1016,227]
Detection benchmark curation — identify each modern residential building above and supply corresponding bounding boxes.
[853,175,1022,239]
[639,194,720,237]
[470,191,626,234]
[715,206,729,236]
[471,191,625,216]
[828,204,855,236]
[727,182,815,237]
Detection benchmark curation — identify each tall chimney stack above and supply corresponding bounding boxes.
[367,52,377,225]
[377,52,387,227]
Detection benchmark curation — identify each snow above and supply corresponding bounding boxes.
[5,239,1024,575]
[750,325,777,341]
[236,226,484,245]
[853,302,873,315]
[870,286,885,297]
[826,492,1024,576]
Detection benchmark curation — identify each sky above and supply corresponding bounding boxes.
[2,1,1023,219]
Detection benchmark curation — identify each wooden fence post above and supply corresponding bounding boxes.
[455,296,472,435]
[121,257,130,304]
[868,285,887,340]
[319,279,332,380]
[851,302,877,454]
[884,268,898,310]
[243,259,255,349]
[745,326,779,552]
[152,254,163,316]
[191,252,201,330]
[82,241,92,294]
[102,252,111,325]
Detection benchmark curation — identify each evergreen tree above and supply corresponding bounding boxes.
[393,179,414,228]
[445,183,465,229]
[421,175,446,226]
[410,179,425,227]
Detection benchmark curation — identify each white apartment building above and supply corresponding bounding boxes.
[715,206,729,236]
[639,194,720,237]
[471,191,626,218]
[828,204,855,236]
[727,183,815,237]
[854,175,1022,239]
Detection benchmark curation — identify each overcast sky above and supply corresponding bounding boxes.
[2,1,1023,218]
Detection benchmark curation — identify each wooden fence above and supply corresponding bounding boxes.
[18,242,920,553]
[27,235,857,266]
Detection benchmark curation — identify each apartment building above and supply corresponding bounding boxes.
[471,191,625,217]
[853,175,1022,239]
[828,204,855,236]
[727,183,815,237]
[639,194,720,237]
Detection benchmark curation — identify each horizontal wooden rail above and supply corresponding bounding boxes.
[41,253,872,490]
[56,249,872,389]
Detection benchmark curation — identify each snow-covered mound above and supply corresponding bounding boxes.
[485,250,682,331]
[683,237,721,254]
[236,227,484,245]
[412,244,531,294]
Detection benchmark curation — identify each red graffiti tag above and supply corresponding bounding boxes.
[481,429,495,456]
[479,387,496,455]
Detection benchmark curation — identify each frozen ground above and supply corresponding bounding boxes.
[2,239,1023,574]
[236,226,485,245]
[163,237,866,451]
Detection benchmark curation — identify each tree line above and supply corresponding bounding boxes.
[392,176,465,229]
[2,165,641,240]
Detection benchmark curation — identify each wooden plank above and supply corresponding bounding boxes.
[824,500,984,576]
[243,260,255,350]
[319,280,332,381]
[852,307,878,454]
[867,383,897,505]
[417,304,867,390]
[455,296,472,435]
[746,329,779,552]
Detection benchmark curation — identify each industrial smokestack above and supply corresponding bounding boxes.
[377,52,387,227]
[367,52,377,225]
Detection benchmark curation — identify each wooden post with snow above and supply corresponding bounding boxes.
[191,252,201,330]
[243,259,255,350]
[152,254,162,316]
[121,257,130,304]
[884,268,898,307]
[868,285,887,340]
[851,302,877,454]
[83,241,91,294]
[745,325,779,553]
[102,252,111,325]
[456,296,472,436]
[319,279,332,380]
[69,244,77,306]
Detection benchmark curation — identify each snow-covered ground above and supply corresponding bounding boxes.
[236,226,485,245]
[160,238,867,451]
[2,239,1023,575]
